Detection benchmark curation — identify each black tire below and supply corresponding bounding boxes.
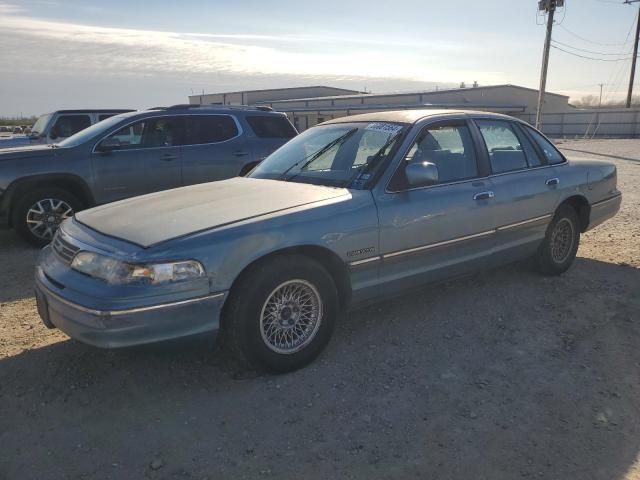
[223,254,338,373]
[534,204,580,276]
[12,187,83,247]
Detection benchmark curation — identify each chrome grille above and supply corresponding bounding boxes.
[52,232,80,264]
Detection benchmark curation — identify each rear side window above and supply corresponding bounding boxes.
[52,115,91,138]
[398,123,478,186]
[476,120,528,174]
[184,115,239,145]
[524,126,565,164]
[246,115,297,139]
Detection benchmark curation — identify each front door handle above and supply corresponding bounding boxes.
[160,154,177,162]
[546,177,560,186]
[473,191,495,201]
[233,151,249,157]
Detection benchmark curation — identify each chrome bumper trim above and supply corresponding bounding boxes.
[39,282,225,317]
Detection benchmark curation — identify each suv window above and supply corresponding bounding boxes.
[524,126,565,164]
[52,115,91,138]
[98,114,117,121]
[184,115,239,145]
[395,123,478,187]
[100,117,183,150]
[246,115,296,139]
[476,120,529,173]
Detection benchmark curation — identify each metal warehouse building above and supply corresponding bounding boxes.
[188,84,570,131]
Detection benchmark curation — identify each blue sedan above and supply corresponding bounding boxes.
[34,110,621,372]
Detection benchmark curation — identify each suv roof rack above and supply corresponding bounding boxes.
[155,104,274,112]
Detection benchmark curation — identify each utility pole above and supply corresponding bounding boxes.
[536,0,563,129]
[625,1,640,108]
[598,83,604,108]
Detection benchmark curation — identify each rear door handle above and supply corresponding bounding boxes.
[233,151,249,157]
[473,191,495,201]
[160,154,177,162]
[546,177,560,186]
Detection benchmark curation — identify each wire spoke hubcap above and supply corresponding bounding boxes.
[260,279,323,354]
[26,198,74,240]
[550,218,574,263]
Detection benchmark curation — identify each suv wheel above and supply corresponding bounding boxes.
[12,187,82,247]
[224,254,338,372]
[534,205,580,275]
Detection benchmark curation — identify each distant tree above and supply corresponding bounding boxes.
[572,94,640,109]
[0,116,38,127]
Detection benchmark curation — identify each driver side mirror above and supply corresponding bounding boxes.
[97,137,121,153]
[405,161,439,188]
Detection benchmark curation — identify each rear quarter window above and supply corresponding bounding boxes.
[246,115,297,139]
[524,126,565,164]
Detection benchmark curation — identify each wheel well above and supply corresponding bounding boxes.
[7,176,94,226]
[558,195,590,232]
[227,245,352,309]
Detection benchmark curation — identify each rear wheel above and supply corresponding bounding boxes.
[534,205,580,275]
[223,255,338,372]
[12,187,82,247]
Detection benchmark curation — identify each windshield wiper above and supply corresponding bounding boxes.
[278,128,358,181]
[346,130,404,188]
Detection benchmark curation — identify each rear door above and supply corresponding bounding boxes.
[180,114,249,185]
[472,119,559,257]
[90,116,183,203]
[243,114,298,163]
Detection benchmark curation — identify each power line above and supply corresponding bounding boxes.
[551,38,634,55]
[550,43,634,60]
[558,24,634,46]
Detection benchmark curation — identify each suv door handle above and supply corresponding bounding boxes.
[160,154,177,162]
[546,177,560,186]
[473,191,495,201]
[233,151,249,157]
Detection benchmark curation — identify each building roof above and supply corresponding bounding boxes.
[257,84,569,105]
[189,85,362,98]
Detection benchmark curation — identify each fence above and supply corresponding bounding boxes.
[517,108,640,139]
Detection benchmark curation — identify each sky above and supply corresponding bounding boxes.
[0,0,638,117]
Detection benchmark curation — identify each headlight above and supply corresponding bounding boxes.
[71,252,205,285]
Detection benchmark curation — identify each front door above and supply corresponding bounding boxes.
[91,116,183,204]
[375,120,499,294]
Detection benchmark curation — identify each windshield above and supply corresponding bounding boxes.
[249,122,406,188]
[30,114,51,136]
[57,112,139,148]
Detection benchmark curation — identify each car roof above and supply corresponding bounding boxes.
[50,109,135,114]
[322,109,522,126]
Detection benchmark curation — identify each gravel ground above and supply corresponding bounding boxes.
[0,139,639,480]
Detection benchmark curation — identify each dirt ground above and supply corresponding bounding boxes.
[0,139,639,480]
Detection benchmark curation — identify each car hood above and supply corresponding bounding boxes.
[75,177,351,248]
[0,144,57,158]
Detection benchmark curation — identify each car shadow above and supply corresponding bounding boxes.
[0,229,40,303]
[1,257,639,479]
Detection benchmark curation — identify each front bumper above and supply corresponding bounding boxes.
[35,267,227,348]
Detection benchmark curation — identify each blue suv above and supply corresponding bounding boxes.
[0,105,297,245]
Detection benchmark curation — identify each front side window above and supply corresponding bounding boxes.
[524,126,565,164]
[250,122,406,188]
[99,117,183,150]
[183,115,239,145]
[246,115,296,139]
[392,123,478,189]
[51,115,91,138]
[476,120,529,174]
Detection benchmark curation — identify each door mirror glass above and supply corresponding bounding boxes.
[405,161,439,188]
[97,137,122,152]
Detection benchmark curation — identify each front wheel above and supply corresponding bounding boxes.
[223,255,338,372]
[534,205,580,275]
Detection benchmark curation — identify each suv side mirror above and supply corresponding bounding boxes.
[97,137,121,152]
[405,161,439,188]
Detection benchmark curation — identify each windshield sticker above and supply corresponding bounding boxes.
[365,123,403,134]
